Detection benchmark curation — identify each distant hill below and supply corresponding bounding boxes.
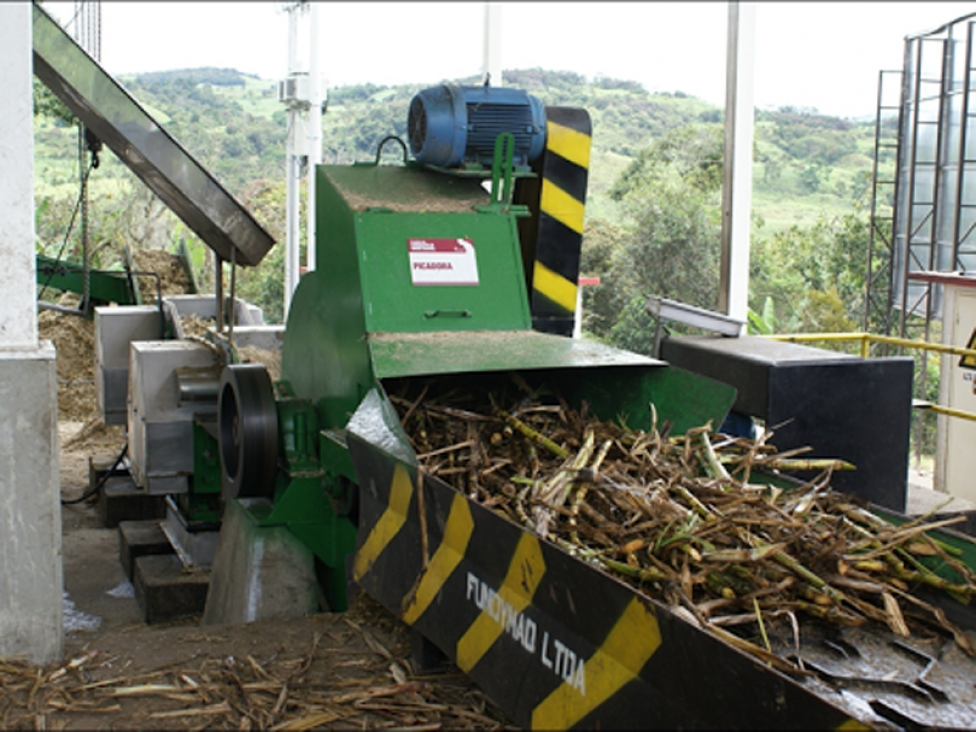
[34,67,877,232]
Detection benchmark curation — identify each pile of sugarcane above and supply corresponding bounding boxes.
[389,378,976,671]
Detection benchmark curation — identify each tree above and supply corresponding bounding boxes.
[33,78,74,126]
[579,217,624,340]
[799,164,822,193]
[582,124,724,354]
[749,205,870,339]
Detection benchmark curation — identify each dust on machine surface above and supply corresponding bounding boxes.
[205,83,976,729]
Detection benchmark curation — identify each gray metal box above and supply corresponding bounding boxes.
[94,305,163,425]
[128,340,220,494]
[164,294,264,339]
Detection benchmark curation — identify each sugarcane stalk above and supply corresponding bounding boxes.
[671,482,718,521]
[569,438,613,544]
[767,546,847,606]
[416,440,476,461]
[396,384,429,426]
[791,600,863,626]
[763,458,856,472]
[400,388,976,658]
[513,483,533,529]
[552,431,596,507]
[697,431,731,482]
[754,598,772,652]
[599,556,667,583]
[681,423,712,471]
[888,566,976,597]
[753,445,814,462]
[498,410,569,460]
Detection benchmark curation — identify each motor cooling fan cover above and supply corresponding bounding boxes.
[407,84,546,168]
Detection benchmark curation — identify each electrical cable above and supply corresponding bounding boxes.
[61,441,127,506]
[38,157,95,302]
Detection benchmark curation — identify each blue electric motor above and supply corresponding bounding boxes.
[407,84,547,169]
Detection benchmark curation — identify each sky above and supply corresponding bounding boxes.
[45,1,976,120]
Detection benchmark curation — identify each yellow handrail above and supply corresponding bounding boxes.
[766,331,976,361]
[914,401,976,423]
[764,332,976,423]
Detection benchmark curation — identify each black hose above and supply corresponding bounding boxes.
[38,158,96,302]
[62,441,128,506]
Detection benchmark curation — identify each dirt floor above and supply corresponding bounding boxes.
[0,421,511,731]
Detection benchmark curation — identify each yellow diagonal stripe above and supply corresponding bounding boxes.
[401,493,474,625]
[533,261,578,313]
[531,597,661,730]
[456,533,546,673]
[834,721,871,731]
[352,463,413,581]
[540,180,585,235]
[547,120,591,170]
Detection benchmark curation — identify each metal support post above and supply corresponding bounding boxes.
[719,1,756,325]
[482,3,502,86]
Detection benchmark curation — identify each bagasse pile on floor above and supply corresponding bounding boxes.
[39,249,196,424]
[0,595,511,730]
[391,378,976,673]
[38,294,97,422]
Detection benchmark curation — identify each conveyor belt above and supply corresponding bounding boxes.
[31,2,275,268]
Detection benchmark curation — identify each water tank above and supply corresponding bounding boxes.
[408,84,546,169]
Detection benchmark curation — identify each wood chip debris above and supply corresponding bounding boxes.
[131,249,193,301]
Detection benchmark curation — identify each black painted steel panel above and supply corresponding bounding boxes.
[661,335,914,511]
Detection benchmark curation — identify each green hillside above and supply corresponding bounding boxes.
[34,67,874,230]
[33,66,877,328]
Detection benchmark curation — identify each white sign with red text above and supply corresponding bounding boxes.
[408,238,479,286]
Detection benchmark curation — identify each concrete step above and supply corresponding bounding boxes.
[132,554,210,625]
[118,519,175,581]
[88,452,129,491]
[98,475,166,528]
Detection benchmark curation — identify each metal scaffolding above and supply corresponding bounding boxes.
[867,11,976,463]
[870,11,976,339]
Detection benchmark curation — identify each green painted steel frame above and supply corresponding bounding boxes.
[275,160,739,613]
[36,255,136,307]
[251,475,357,611]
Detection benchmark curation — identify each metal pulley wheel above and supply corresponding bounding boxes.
[218,364,278,500]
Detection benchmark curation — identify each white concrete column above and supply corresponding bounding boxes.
[0,1,63,664]
[719,1,756,324]
[0,3,39,348]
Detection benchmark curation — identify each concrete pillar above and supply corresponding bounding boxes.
[1,3,39,348]
[0,1,63,663]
